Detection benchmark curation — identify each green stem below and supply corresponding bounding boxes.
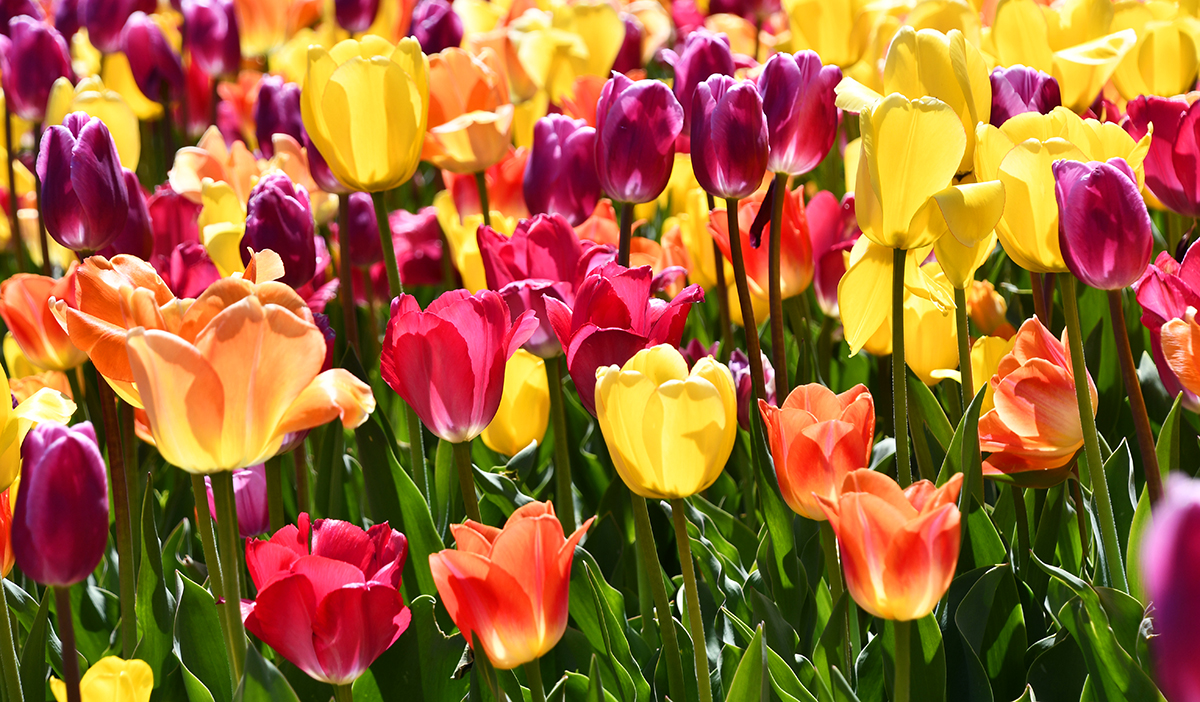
[546,356,575,532]
[892,248,910,487]
[406,406,428,502]
[671,499,712,702]
[293,440,311,517]
[768,173,789,397]
[524,660,546,702]
[0,574,23,702]
[453,441,481,523]
[190,474,234,689]
[96,380,137,657]
[893,619,911,702]
[954,286,974,408]
[333,683,354,702]
[911,421,935,482]
[1107,289,1163,504]
[54,586,81,702]
[631,493,686,702]
[265,455,284,533]
[820,522,850,675]
[724,199,767,400]
[474,171,491,227]
[793,293,821,386]
[1060,275,1127,591]
[336,202,361,359]
[617,202,633,267]
[65,371,86,423]
[211,471,248,680]
[818,315,833,386]
[713,240,733,362]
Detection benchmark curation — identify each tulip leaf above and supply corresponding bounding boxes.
[577,559,650,702]
[751,415,807,635]
[881,615,946,702]
[180,659,218,702]
[473,465,536,516]
[953,565,1027,702]
[1127,397,1177,600]
[906,373,953,452]
[354,412,406,530]
[1011,684,1036,702]
[724,624,768,702]
[351,670,384,702]
[374,594,467,702]
[19,587,50,702]
[69,580,117,667]
[135,477,178,686]
[174,573,231,702]
[1154,393,1183,476]
[1026,633,1087,701]
[854,632,885,702]
[544,668,621,702]
[1101,441,1136,559]
[232,644,301,702]
[764,645,821,702]
[435,438,455,532]
[812,594,856,702]
[936,385,985,501]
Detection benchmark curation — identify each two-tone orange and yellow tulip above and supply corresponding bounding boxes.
[0,268,87,372]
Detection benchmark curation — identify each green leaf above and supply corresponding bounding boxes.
[355,413,406,529]
[937,385,986,509]
[473,465,536,516]
[881,615,945,702]
[907,373,953,452]
[954,566,1027,702]
[69,580,116,666]
[724,625,767,702]
[1155,394,1183,476]
[435,438,455,532]
[765,647,820,702]
[174,574,231,702]
[136,482,178,686]
[1025,634,1086,702]
[375,414,443,599]
[20,587,50,702]
[232,644,301,702]
[579,560,650,702]
[1128,397,1178,599]
[1010,684,1035,702]
[180,659,218,702]
[1101,441,1136,560]
[958,495,1008,573]
[373,594,467,702]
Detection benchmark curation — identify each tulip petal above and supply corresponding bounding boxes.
[312,584,410,685]
[881,503,960,620]
[1162,313,1200,397]
[243,573,324,680]
[933,181,1005,248]
[273,369,376,442]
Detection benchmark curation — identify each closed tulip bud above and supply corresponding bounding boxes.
[668,29,734,132]
[254,76,303,159]
[204,464,269,538]
[183,0,241,78]
[336,0,380,32]
[596,345,736,499]
[729,348,774,429]
[480,350,549,456]
[80,0,137,53]
[1,17,73,123]
[37,112,129,252]
[336,191,381,267]
[430,502,592,670]
[690,75,767,200]
[242,173,317,288]
[524,115,600,226]
[390,206,446,286]
[99,169,154,260]
[122,12,184,103]
[1053,158,1152,290]
[12,422,108,586]
[1125,96,1200,218]
[0,267,87,372]
[410,0,462,55]
[965,280,1015,339]
[595,74,683,204]
[51,657,153,702]
[989,66,1061,127]
[611,14,642,74]
[818,470,962,621]
[758,51,841,177]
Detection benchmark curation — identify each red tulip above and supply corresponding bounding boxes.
[1133,249,1200,411]
[709,184,813,299]
[243,514,410,685]
[1124,96,1200,218]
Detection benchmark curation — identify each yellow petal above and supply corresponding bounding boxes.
[101,52,163,120]
[838,237,894,355]
[995,138,1086,273]
[934,180,1006,247]
[481,350,549,457]
[1052,29,1137,111]
[572,1,625,77]
[935,231,998,290]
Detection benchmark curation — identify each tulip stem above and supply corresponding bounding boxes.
[893,618,911,702]
[3,99,24,274]
[294,441,312,517]
[211,471,248,681]
[671,498,712,702]
[769,173,789,397]
[1107,289,1163,505]
[892,248,911,488]
[524,661,546,702]
[546,356,576,532]
[0,575,23,702]
[725,199,767,401]
[190,473,235,688]
[333,684,354,702]
[954,286,974,410]
[31,123,48,276]
[1060,275,1127,591]
[336,202,361,359]
[96,380,137,657]
[453,441,481,523]
[820,522,851,675]
[54,586,81,702]
[630,493,686,702]
[265,455,285,533]
[617,202,633,267]
[474,172,491,228]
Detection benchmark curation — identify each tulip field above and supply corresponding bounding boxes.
[1,0,1200,701]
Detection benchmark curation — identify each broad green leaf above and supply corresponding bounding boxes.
[937,386,986,509]
[232,645,301,702]
[724,625,768,702]
[174,574,231,702]
[354,412,406,530]
[881,615,945,702]
[1128,396,1178,598]
[954,566,1027,702]
[907,373,953,451]
[375,413,443,599]
[373,594,467,702]
[70,580,116,666]
[20,587,50,702]
[180,659,218,702]
[135,481,177,685]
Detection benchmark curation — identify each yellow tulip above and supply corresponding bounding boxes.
[676,187,734,291]
[904,264,959,386]
[570,1,626,78]
[424,104,515,174]
[595,345,737,500]
[481,350,550,456]
[509,13,589,105]
[51,657,153,702]
[626,1,673,65]
[269,25,349,85]
[434,190,515,293]
[45,76,140,171]
[783,0,872,67]
[301,36,429,193]
[729,283,772,329]
[198,180,248,278]
[1110,2,1200,99]
[101,52,164,120]
[0,361,75,492]
[453,0,505,36]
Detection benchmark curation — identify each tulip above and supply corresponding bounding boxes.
[430,501,592,669]
[410,0,463,55]
[611,13,642,73]
[758,51,841,177]
[240,173,317,288]
[254,76,303,159]
[1140,474,1200,702]
[1111,7,1198,100]
[905,275,959,386]
[0,359,76,492]
[38,112,129,253]
[183,0,242,78]
[1,17,72,123]
[595,344,736,499]
[988,66,1061,128]
[728,347,776,430]
[1053,158,1152,291]
[80,0,138,54]
[122,12,184,104]
[50,656,153,702]
[708,185,813,298]
[231,0,288,57]
[1159,306,1200,401]
[1,1,42,29]
[1133,250,1200,411]
[759,384,874,521]
[12,422,107,586]
[965,280,1015,339]
[545,263,703,415]
[335,191,381,267]
[0,483,14,577]
[1124,96,1200,218]
[44,76,141,172]
[424,104,515,175]
[390,206,446,286]
[204,464,269,538]
[301,36,429,193]
[99,169,154,261]
[477,213,583,290]
[817,470,961,621]
[158,242,221,299]
[690,75,768,201]
[808,191,859,316]
[523,115,600,226]
[480,350,549,456]
[336,0,380,32]
[594,73,684,205]
[979,317,1097,488]
[0,268,87,372]
[679,339,719,367]
[244,514,411,685]
[666,29,734,132]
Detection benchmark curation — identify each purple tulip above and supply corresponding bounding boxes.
[334,191,382,267]
[691,75,768,200]
[595,73,683,204]
[241,172,316,288]
[0,0,43,34]
[707,0,779,21]
[524,115,600,226]
[611,13,642,74]
[1053,157,1152,290]
[304,130,349,194]
[1,16,72,122]
[205,464,270,538]
[335,0,380,33]
[122,12,184,102]
[409,0,463,55]
[1141,474,1200,702]
[80,0,138,53]
[1133,249,1200,412]
[12,422,108,587]
[758,51,841,177]
[53,0,79,42]
[729,348,775,430]
[255,75,303,159]
[38,112,129,252]
[989,65,1061,127]
[666,29,734,132]
[183,0,241,78]
[98,169,153,259]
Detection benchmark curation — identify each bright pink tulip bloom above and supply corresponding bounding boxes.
[808,191,860,317]
[691,75,768,200]
[1053,157,1152,290]
[664,29,734,134]
[1125,96,1200,218]
[594,73,683,204]
[1133,248,1200,411]
[758,51,841,177]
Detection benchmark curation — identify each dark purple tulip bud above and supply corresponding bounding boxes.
[254,75,303,159]
[241,172,316,288]
[80,0,137,53]
[38,112,129,252]
[183,0,241,78]
[410,0,462,55]
[595,73,683,204]
[729,348,774,430]
[12,422,108,587]
[668,29,734,131]
[339,191,382,267]
[53,0,79,41]
[524,115,600,226]
[335,0,380,33]
[1,16,73,122]
[98,169,153,259]
[205,465,269,538]
[691,74,768,200]
[1054,157,1152,291]
[989,65,1061,127]
[759,51,841,177]
[611,13,641,74]
[122,12,184,102]
[303,130,349,194]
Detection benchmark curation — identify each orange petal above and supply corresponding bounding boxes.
[271,369,376,445]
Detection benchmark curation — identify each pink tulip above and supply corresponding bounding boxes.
[1053,157,1152,290]
[758,51,841,177]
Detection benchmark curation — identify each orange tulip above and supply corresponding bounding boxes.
[429,502,593,670]
[758,384,874,521]
[708,183,813,300]
[233,0,289,57]
[817,470,962,622]
[0,481,13,577]
[169,126,260,205]
[1161,307,1200,398]
[426,48,510,129]
[978,317,1097,488]
[965,280,1015,340]
[0,268,87,372]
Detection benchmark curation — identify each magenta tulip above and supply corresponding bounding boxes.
[335,191,381,267]
[98,169,153,260]
[524,115,600,226]
[335,0,379,32]
[389,206,445,287]
[666,29,734,132]
[1053,157,1152,290]
[0,0,42,33]
[241,172,316,288]
[478,213,584,290]
[691,74,768,200]
[147,183,202,257]
[158,241,221,298]
[611,13,642,74]
[1,16,73,122]
[53,0,79,42]
[205,464,269,538]
[303,131,348,194]
[729,348,775,429]
[80,0,138,53]
[1133,248,1200,412]
[183,0,241,78]
[594,73,683,205]
[123,11,184,101]
[1125,96,1200,218]
[38,112,129,253]
[758,51,841,177]
[808,191,860,316]
[409,0,463,56]
[989,65,1061,127]
[255,75,303,158]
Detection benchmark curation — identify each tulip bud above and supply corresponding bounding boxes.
[335,0,380,33]
[337,191,381,267]
[53,0,79,42]
[594,74,683,204]
[758,51,841,177]
[99,169,154,260]
[241,173,316,288]
[480,350,549,456]
[729,348,774,430]
[524,115,601,226]
[122,12,184,103]
[255,75,303,159]
[669,29,734,132]
[1054,158,1152,290]
[183,0,241,78]
[691,75,768,201]
[680,339,719,367]
[1,16,73,123]
[37,112,129,252]
[80,0,138,53]
[410,0,462,55]
[205,464,269,538]
[965,280,1014,339]
[989,65,1061,127]
[611,14,642,74]
[12,422,108,586]
[390,206,446,287]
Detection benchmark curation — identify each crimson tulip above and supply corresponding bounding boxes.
[158,242,221,298]
[691,75,768,200]
[335,0,379,32]
[666,29,734,133]
[1,16,72,123]
[0,1,41,31]
[123,12,184,102]
[807,191,859,317]
[147,184,202,256]
[594,74,684,205]
[1134,248,1200,411]
[1053,157,1152,290]
[524,115,601,226]
[410,0,462,55]
[38,112,129,253]
[989,66,1061,127]
[1125,96,1200,218]
[758,51,841,177]
[183,0,241,78]
[389,206,446,287]
[255,75,303,159]
[335,191,381,267]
